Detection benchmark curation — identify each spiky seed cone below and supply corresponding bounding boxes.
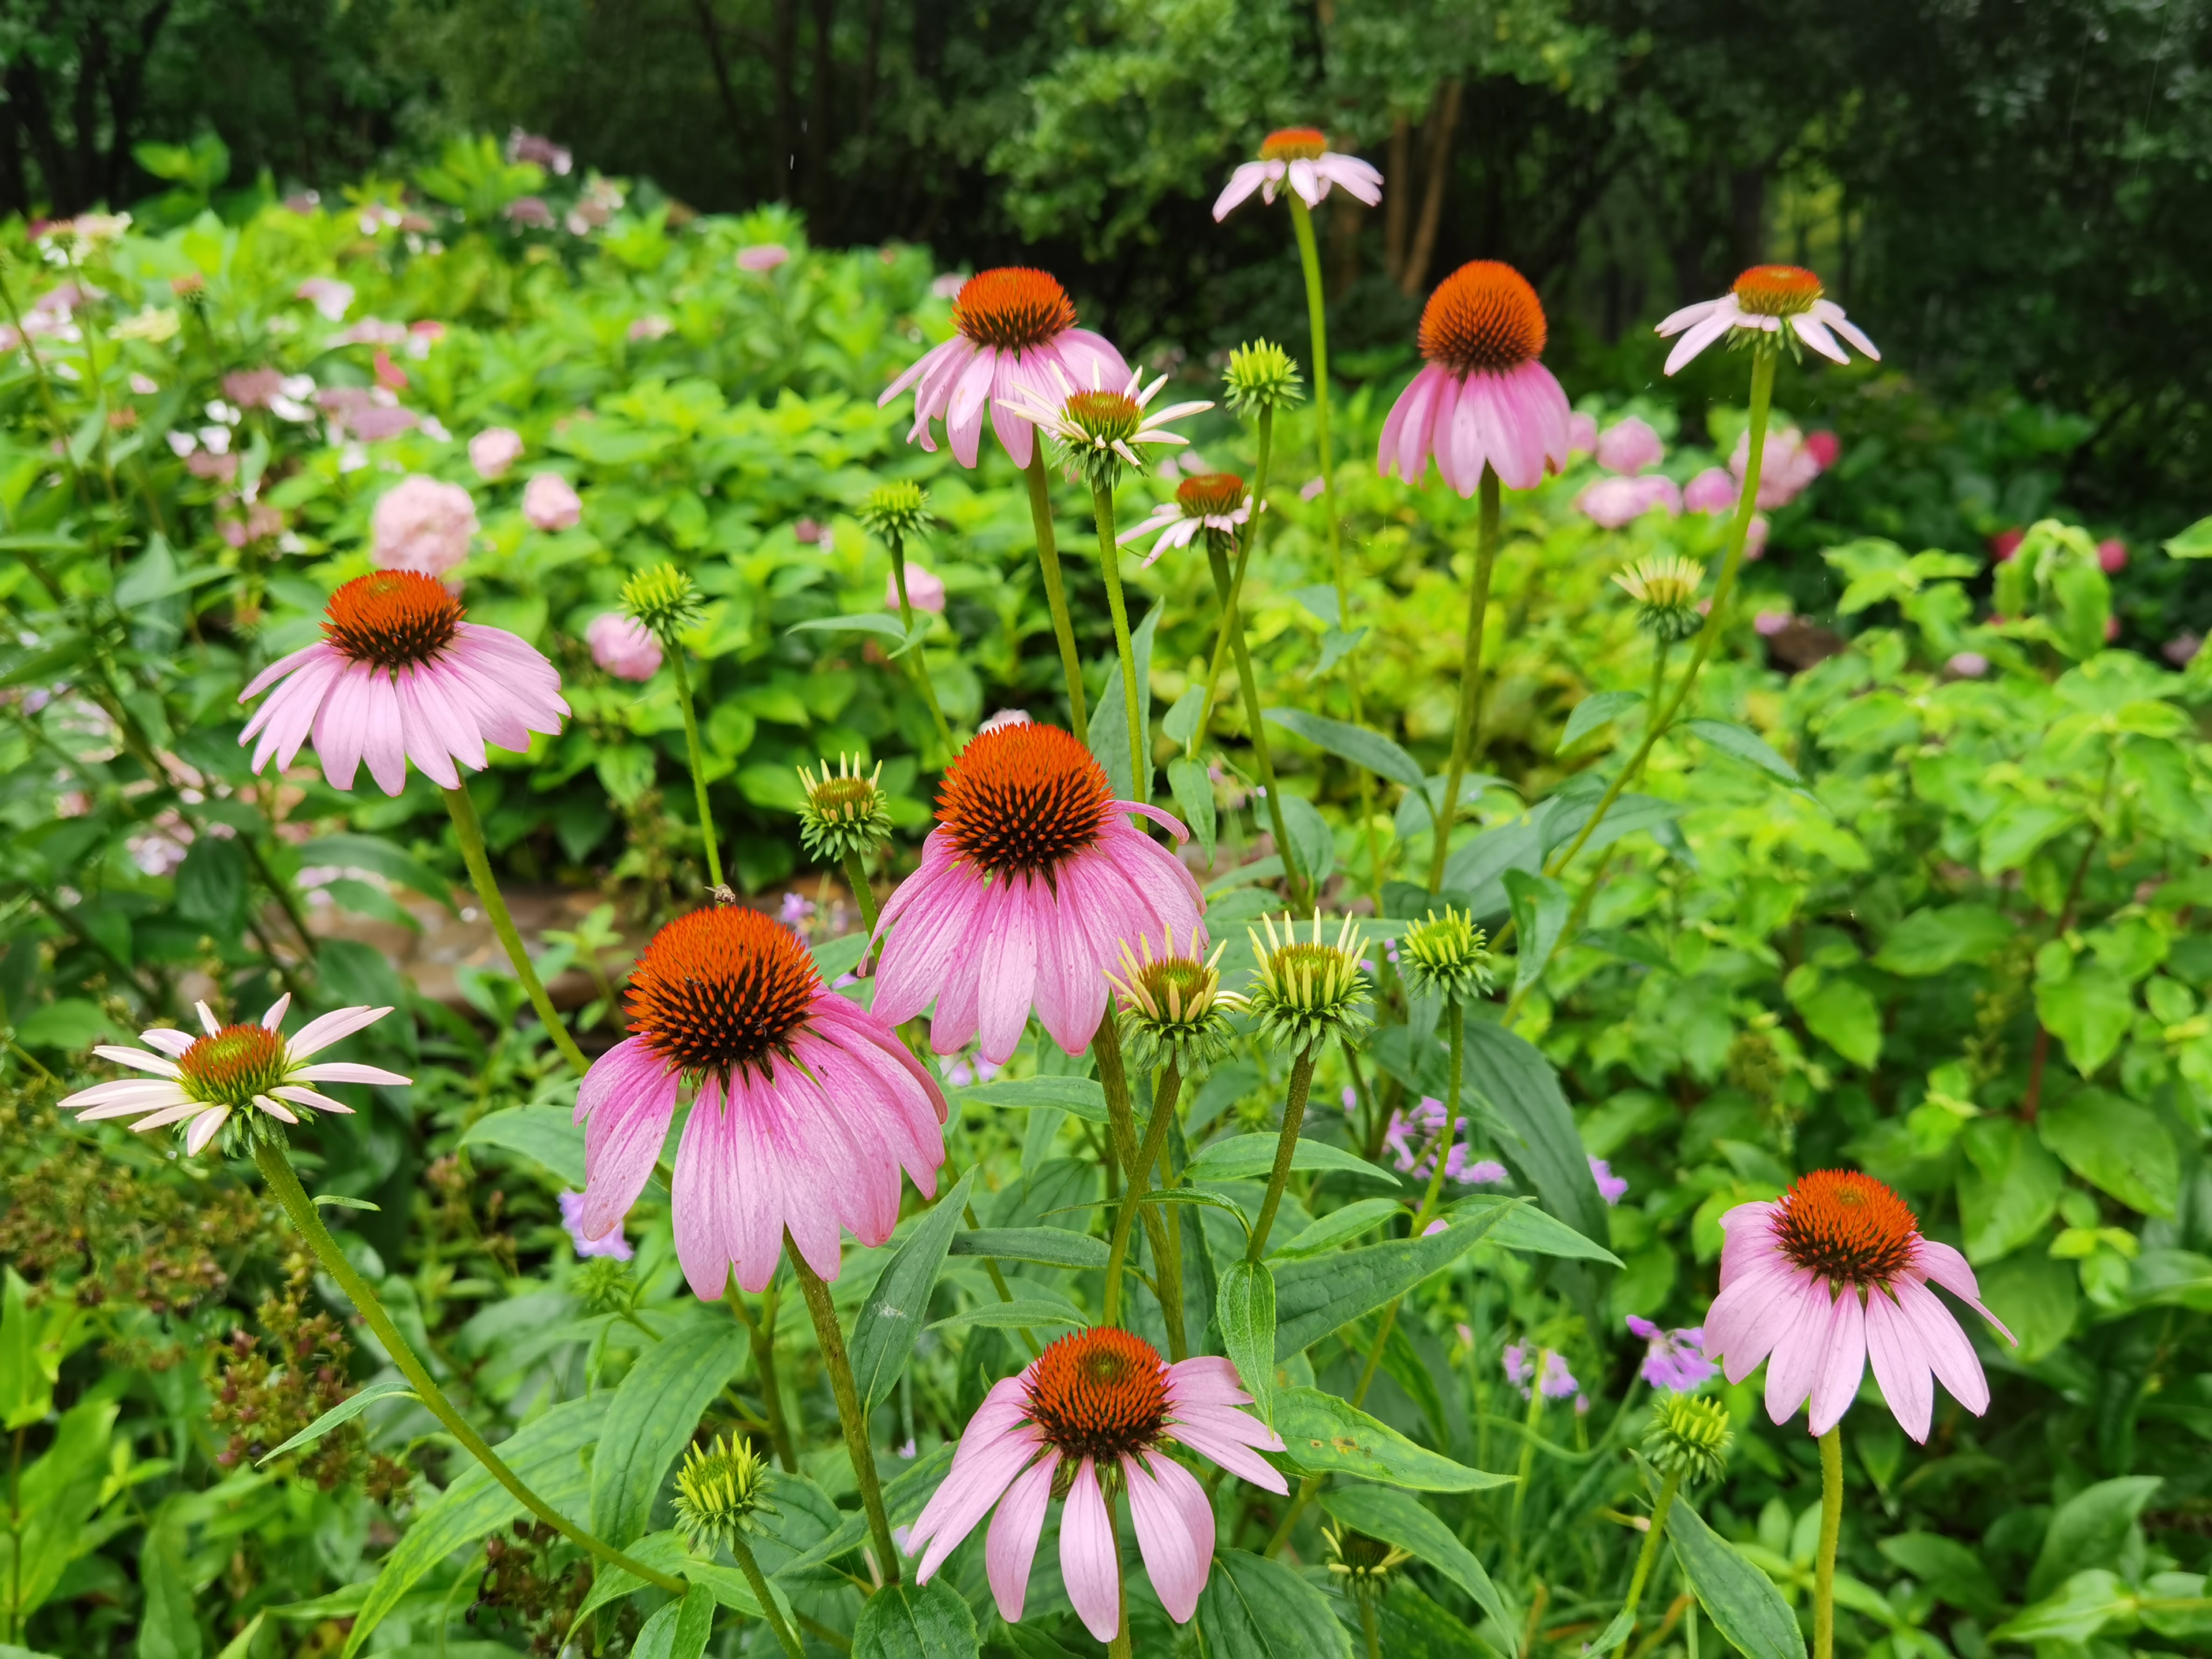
[1223,340,1304,416]
[622,563,706,646]
[796,754,895,865]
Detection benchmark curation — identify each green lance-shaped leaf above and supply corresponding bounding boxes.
[958,1076,1108,1123]
[852,1577,982,1658]
[257,1378,418,1466]
[1558,690,1643,754]
[1666,1495,1807,1659]
[1449,1195,1624,1266]
[591,1318,750,1546]
[1186,1133,1400,1186]
[1264,708,1427,791]
[1215,1260,1278,1421]
[632,1582,719,1659]
[1271,1387,1509,1493]
[948,1228,1108,1270]
[1270,1197,1401,1260]
[1197,1548,1355,1659]
[850,1170,976,1411]
[1271,1197,1516,1360]
[1320,1485,1517,1634]
[459,1105,589,1189]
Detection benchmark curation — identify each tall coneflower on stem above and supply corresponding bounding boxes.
[858,482,955,761]
[878,267,1128,729]
[1377,260,1573,892]
[236,569,585,1073]
[622,564,721,894]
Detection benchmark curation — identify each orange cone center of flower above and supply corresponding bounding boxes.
[952,267,1078,352]
[1024,1327,1171,1463]
[1176,472,1246,518]
[178,1023,288,1106]
[322,571,463,670]
[1418,260,1547,375]
[938,722,1113,880]
[1731,265,1823,318]
[1062,389,1141,445]
[1771,1170,1920,1287]
[1259,127,1329,161]
[625,907,821,1078]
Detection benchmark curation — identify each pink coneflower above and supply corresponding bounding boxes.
[1627,1317,1716,1393]
[907,1328,1286,1639]
[1684,467,1737,515]
[1212,127,1382,219]
[1705,1170,2014,1441]
[1378,261,1573,495]
[1116,472,1252,565]
[1730,425,1829,509]
[737,244,791,273]
[887,563,946,613]
[877,267,1129,470]
[371,475,477,577]
[1578,475,1682,529]
[237,570,568,795]
[1657,265,1878,376]
[872,722,1203,1063]
[586,612,663,681]
[576,908,945,1297]
[1596,416,1664,476]
[60,995,405,1156]
[523,472,583,531]
[469,427,524,481]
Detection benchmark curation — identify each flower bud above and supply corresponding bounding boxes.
[1644,1391,1733,1487]
[671,1434,775,1553]
[1223,339,1305,416]
[1245,913,1372,1051]
[796,754,895,865]
[1104,926,1245,1073]
[859,481,931,547]
[1325,1525,1413,1604]
[1612,555,1707,642]
[620,563,705,646]
[1398,906,1493,1004]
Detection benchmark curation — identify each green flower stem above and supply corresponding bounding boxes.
[1620,1467,1684,1633]
[669,651,724,892]
[1246,1042,1319,1262]
[723,1285,797,1472]
[1088,482,1149,804]
[1024,452,1088,734]
[726,1530,807,1659]
[1349,997,1464,1405]
[1190,406,1274,759]
[841,849,880,939]
[1506,1363,1548,1570]
[1360,1594,1381,1659]
[252,1142,686,1595]
[1815,1425,1843,1659]
[1204,538,1311,912]
[1427,466,1502,891]
[1101,1059,1183,1326]
[887,544,955,761]
[1541,347,1778,887]
[1107,1488,1134,1659]
[790,1245,901,1588]
[1092,1022,1176,1328]
[442,783,590,1076]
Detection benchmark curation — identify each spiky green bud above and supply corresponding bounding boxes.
[671,1434,775,1553]
[796,754,894,865]
[621,563,705,646]
[859,481,930,547]
[574,1256,636,1316]
[1325,1526,1414,1605]
[1399,906,1493,1004]
[1105,926,1246,1074]
[1223,340,1305,416]
[1244,913,1371,1052]
[1644,1392,1733,1487]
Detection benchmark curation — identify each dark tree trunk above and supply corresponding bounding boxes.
[1382,111,1410,284]
[1400,78,1462,296]
[691,0,750,180]
[807,0,838,226]
[772,0,798,201]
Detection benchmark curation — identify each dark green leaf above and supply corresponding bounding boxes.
[1992,1570,2133,1645]
[173,838,247,928]
[1459,1020,1610,1255]
[1216,1260,1277,1420]
[1088,604,1160,802]
[1279,795,1336,892]
[1449,1196,1624,1266]
[1683,718,1805,787]
[2040,1090,2179,1217]
[1320,1485,1516,1633]
[1667,1496,1806,1659]
[1270,1198,1400,1260]
[1870,904,2015,976]
[1264,709,1426,791]
[774,1445,955,1578]
[632,1583,718,1659]
[296,833,459,912]
[1502,869,1569,998]
[960,1077,1107,1123]
[1168,755,1218,870]
[258,1379,417,1466]
[591,1320,749,1545]
[948,1228,1107,1270]
[1196,1548,1354,1659]
[460,1106,588,1188]
[928,1297,1085,1332]
[1273,1387,1508,1492]
[1559,691,1643,754]
[136,1503,201,1659]
[1188,1134,1400,1187]
[1272,1202,1515,1360]
[2029,1476,2162,1599]
[852,1171,976,1410]
[1877,1534,2000,1620]
[852,1576,981,1658]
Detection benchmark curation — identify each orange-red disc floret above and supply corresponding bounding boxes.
[952,267,1078,353]
[1176,472,1246,517]
[322,570,463,670]
[625,906,821,1078]
[1024,1327,1171,1464]
[1418,260,1547,375]
[1731,265,1824,318]
[937,723,1112,880]
[1770,1170,1921,1287]
[1259,127,1328,161]
[178,1023,288,1105]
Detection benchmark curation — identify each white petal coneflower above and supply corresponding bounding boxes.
[996,361,1213,490]
[1656,265,1879,377]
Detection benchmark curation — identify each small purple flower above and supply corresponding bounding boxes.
[1627,1316,1716,1392]
[1589,1156,1628,1205]
[1341,1086,1358,1115]
[1461,1158,1509,1186]
[779,891,816,929]
[942,1052,1002,1090]
[1503,1343,1577,1400]
[896,1437,919,1460]
[559,1190,633,1260]
[1421,1218,1448,1237]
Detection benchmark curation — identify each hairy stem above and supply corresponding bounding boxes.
[887,542,955,760]
[842,848,880,939]
[1620,1468,1684,1631]
[1089,482,1149,803]
[1102,1060,1183,1325]
[1429,467,1501,891]
[727,1530,807,1659]
[1815,1425,1843,1659]
[1246,1043,1318,1262]
[443,783,589,1075]
[790,1246,901,1586]
[670,650,724,891]
[724,1284,797,1471]
[1205,537,1310,912]
[1024,453,1088,733]
[1191,407,1274,758]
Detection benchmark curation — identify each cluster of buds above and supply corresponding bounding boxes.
[1245,913,1372,1051]
[620,562,705,648]
[1613,555,1707,642]
[1104,926,1245,1074]
[1398,906,1493,1005]
[796,753,895,865]
[672,1433,776,1554]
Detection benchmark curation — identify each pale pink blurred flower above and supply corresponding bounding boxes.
[1730,426,1827,509]
[522,473,583,532]
[504,197,555,231]
[1705,1170,2012,1442]
[627,315,673,343]
[586,613,663,682]
[1657,265,1878,375]
[1380,261,1571,495]
[1213,127,1382,218]
[2097,537,2127,574]
[978,709,1030,734]
[779,891,816,931]
[222,368,285,410]
[372,476,477,577]
[1566,411,1599,457]
[1946,652,1990,678]
[879,267,1129,470]
[129,373,159,396]
[1803,430,1841,469]
[1589,1156,1628,1204]
[1503,1344,1579,1400]
[738,244,791,272]
[372,349,408,392]
[907,1330,1285,1640]
[794,518,825,544]
[294,278,354,321]
[930,272,967,299]
[1684,467,1738,515]
[334,318,408,348]
[1578,475,1681,529]
[2163,635,2202,666]
[185,451,237,484]
[560,1190,632,1259]
[220,503,285,548]
[469,428,524,481]
[1299,475,1326,501]
[2105,615,2121,642]
[407,320,446,358]
[507,130,574,175]
[1755,609,1793,637]
[576,906,946,1296]
[1745,515,1771,560]
[1596,416,1664,476]
[888,564,946,613]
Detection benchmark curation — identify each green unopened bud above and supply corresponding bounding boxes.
[797,754,894,865]
[1245,913,1371,1052]
[671,1434,774,1553]
[1105,926,1245,1074]
[859,481,930,547]
[1325,1525,1413,1604]
[1644,1392,1732,1487]
[1399,906,1492,1004]
[574,1256,636,1315]
[1612,555,1705,643]
[1223,340,1304,416]
[621,563,705,646]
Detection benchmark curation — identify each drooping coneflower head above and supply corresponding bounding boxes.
[952,267,1078,352]
[1418,260,1547,376]
[1107,927,1243,1071]
[797,754,894,864]
[1613,555,1707,642]
[1771,1169,1920,1287]
[177,1022,289,1107]
[1258,127,1329,161]
[321,571,462,670]
[1731,265,1824,319]
[1176,473,1247,518]
[1245,913,1372,1051]
[1024,1327,1171,1467]
[1325,1527,1414,1604]
[625,907,822,1080]
[936,722,1112,881]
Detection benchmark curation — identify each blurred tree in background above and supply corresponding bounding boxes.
[2,0,2206,521]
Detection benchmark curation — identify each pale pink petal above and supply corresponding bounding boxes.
[1763,1280,1837,1426]
[873,857,984,1028]
[1378,365,1432,483]
[91,1045,182,1078]
[1664,305,1739,375]
[1654,297,1722,337]
[1790,312,1849,365]
[287,1004,394,1060]
[245,656,343,773]
[1806,1285,1866,1436]
[1212,162,1271,220]
[292,1061,412,1085]
[1059,1460,1123,1643]
[975,877,1042,1065]
[1168,1356,1256,1411]
[1285,158,1323,206]
[1315,155,1383,206]
[260,994,292,1030]
[1706,1257,1813,1383]
[126,1099,210,1131]
[1124,1451,1212,1623]
[240,640,334,704]
[182,1104,231,1155]
[1892,1277,1990,1415]
[881,334,966,407]
[1915,1241,2018,1344]
[1813,301,1880,360]
[270,1085,347,1113]
[138,1029,196,1057]
[62,1077,187,1109]
[912,1428,1046,1582]
[983,1453,1057,1621]
[311,665,374,790]
[1166,1411,1288,1493]
[576,1036,682,1243]
[1863,1287,1933,1443]
[945,347,1001,470]
[356,671,409,795]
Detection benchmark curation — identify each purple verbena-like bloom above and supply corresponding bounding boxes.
[560,1190,633,1260]
[1627,1316,1716,1392]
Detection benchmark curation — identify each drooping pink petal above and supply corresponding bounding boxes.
[1059,1459,1123,1643]
[1862,1287,1933,1443]
[1664,304,1740,375]
[182,1104,231,1155]
[1892,1277,1991,1415]
[1706,1258,1816,1384]
[975,876,1043,1064]
[1762,1279,1837,1426]
[909,1424,1046,1583]
[1654,298,1722,336]
[1167,1355,1256,1411]
[357,670,409,795]
[310,666,374,790]
[873,857,985,1027]
[880,334,967,407]
[1124,1451,1212,1623]
[577,1037,682,1243]
[1790,312,1849,365]
[1316,154,1383,206]
[1212,161,1272,221]
[1806,1285,1867,1436]
[1166,1408,1289,1493]
[984,1455,1057,1620]
[944,346,1001,470]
